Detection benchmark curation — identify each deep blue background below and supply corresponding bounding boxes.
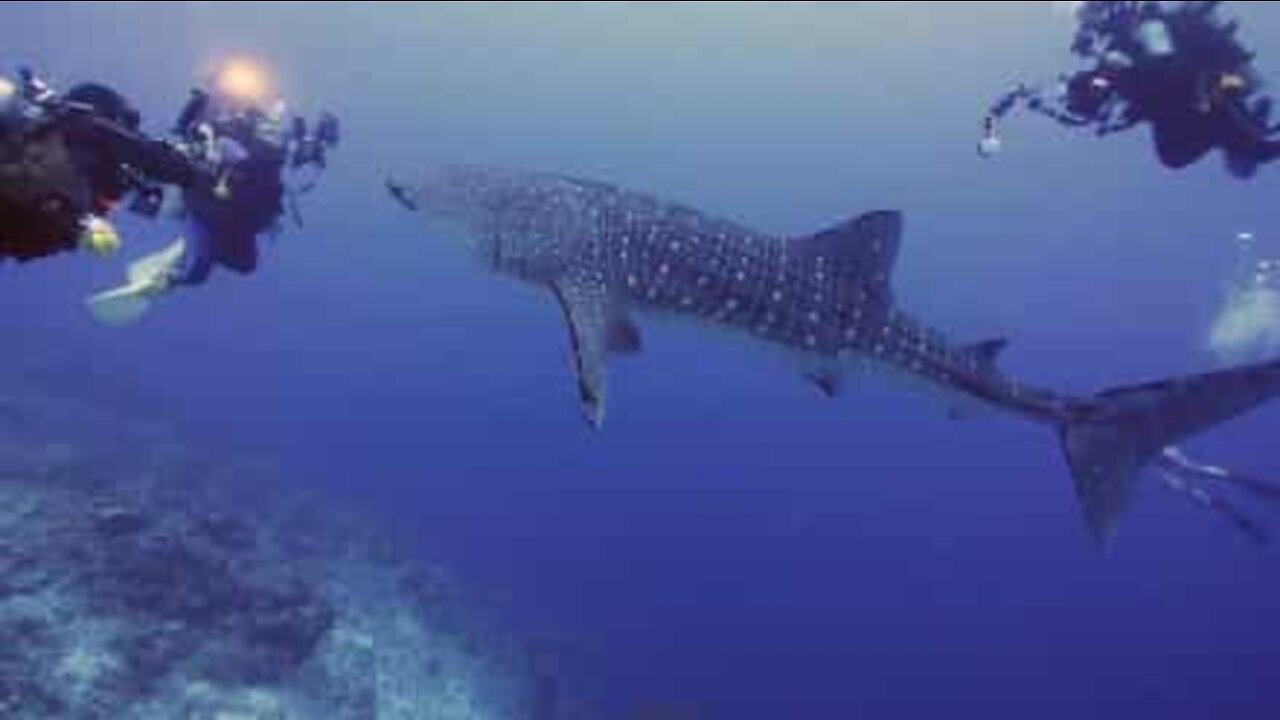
[3,2,1279,717]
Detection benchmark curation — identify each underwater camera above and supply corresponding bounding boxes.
[316,112,340,148]
[290,112,340,170]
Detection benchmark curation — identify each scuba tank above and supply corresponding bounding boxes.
[0,73,100,261]
[1136,17,1175,58]
[0,125,93,262]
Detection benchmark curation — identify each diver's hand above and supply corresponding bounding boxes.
[79,216,122,256]
[213,173,233,201]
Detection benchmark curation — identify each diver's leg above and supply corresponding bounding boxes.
[1249,96,1275,132]
[1225,151,1261,179]
[1160,447,1280,500]
[217,233,259,275]
[1153,120,1215,169]
[1156,468,1270,545]
[171,222,215,286]
[1221,127,1280,178]
[1254,140,1280,165]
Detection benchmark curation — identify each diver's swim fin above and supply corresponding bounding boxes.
[126,239,185,285]
[86,283,157,327]
[86,239,186,327]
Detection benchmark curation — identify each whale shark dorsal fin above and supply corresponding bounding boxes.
[550,274,612,429]
[966,337,1011,373]
[795,211,903,301]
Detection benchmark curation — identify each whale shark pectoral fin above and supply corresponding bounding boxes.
[551,275,612,429]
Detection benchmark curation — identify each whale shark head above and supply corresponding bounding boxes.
[386,163,622,284]
[387,166,503,266]
[389,165,610,281]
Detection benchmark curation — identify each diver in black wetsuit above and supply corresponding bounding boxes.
[980,1,1280,178]
[0,67,202,264]
[161,89,339,287]
[85,77,340,326]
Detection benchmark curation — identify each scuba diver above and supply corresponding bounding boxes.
[0,67,202,265]
[87,64,340,326]
[980,1,1280,178]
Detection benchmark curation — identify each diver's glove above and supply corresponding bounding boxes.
[79,216,122,256]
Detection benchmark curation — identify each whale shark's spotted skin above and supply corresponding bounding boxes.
[390,165,1280,544]
[394,165,1050,424]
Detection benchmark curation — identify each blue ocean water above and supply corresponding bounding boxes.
[3,2,1279,718]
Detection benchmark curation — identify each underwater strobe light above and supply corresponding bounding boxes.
[214,57,273,106]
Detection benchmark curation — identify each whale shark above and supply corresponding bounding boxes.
[389,165,1280,542]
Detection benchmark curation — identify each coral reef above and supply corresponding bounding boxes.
[0,383,556,719]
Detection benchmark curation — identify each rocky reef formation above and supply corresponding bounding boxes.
[0,383,559,719]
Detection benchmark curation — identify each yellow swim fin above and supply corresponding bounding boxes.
[86,239,186,327]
